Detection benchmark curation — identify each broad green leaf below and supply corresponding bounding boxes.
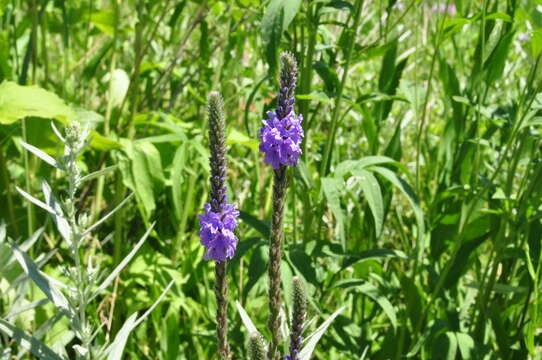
[332,280,397,329]
[342,248,408,269]
[104,69,130,107]
[334,156,396,178]
[89,131,122,151]
[455,332,475,359]
[239,211,270,239]
[227,128,259,150]
[321,177,345,243]
[371,166,425,258]
[352,169,384,236]
[90,9,115,35]
[0,81,74,124]
[261,0,302,69]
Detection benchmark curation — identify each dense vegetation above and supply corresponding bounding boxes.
[0,0,541,359]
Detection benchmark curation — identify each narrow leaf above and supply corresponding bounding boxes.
[89,223,155,301]
[298,306,345,360]
[0,319,65,360]
[82,193,134,237]
[11,243,70,312]
[235,301,258,334]
[16,187,56,215]
[21,141,64,170]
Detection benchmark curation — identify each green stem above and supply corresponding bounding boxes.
[0,148,19,238]
[21,119,34,237]
[319,0,363,176]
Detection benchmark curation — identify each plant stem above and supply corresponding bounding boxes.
[319,0,363,176]
[268,166,287,360]
[215,261,230,359]
[0,148,19,238]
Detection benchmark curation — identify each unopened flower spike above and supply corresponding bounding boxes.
[288,276,307,360]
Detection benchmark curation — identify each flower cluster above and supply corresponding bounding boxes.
[259,110,303,169]
[199,202,239,263]
[259,51,304,170]
[199,92,240,264]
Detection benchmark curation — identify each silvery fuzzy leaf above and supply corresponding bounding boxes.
[82,193,134,237]
[11,243,70,313]
[0,319,66,360]
[79,165,118,184]
[20,141,64,170]
[41,180,71,245]
[1,226,44,272]
[298,306,345,360]
[4,299,49,319]
[0,221,5,243]
[50,121,65,142]
[16,187,57,215]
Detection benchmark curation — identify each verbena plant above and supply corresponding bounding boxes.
[0,121,172,359]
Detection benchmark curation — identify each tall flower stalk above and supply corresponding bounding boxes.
[199,91,239,359]
[259,52,303,360]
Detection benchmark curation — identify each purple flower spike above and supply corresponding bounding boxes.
[259,110,304,169]
[259,52,304,169]
[199,92,239,264]
[199,203,239,262]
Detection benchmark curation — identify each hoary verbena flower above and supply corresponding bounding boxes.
[259,52,304,170]
[199,203,239,262]
[198,91,239,263]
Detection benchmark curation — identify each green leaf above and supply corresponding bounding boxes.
[352,169,384,236]
[342,248,408,269]
[235,301,259,334]
[371,166,425,258]
[171,143,188,221]
[90,9,116,35]
[261,0,302,70]
[104,69,130,107]
[239,211,270,239]
[227,128,259,150]
[332,280,397,329]
[321,177,346,243]
[0,81,75,124]
[298,306,345,360]
[455,332,475,359]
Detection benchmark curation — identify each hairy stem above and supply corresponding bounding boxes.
[268,165,287,360]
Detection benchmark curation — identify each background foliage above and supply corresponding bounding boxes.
[1,0,541,358]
